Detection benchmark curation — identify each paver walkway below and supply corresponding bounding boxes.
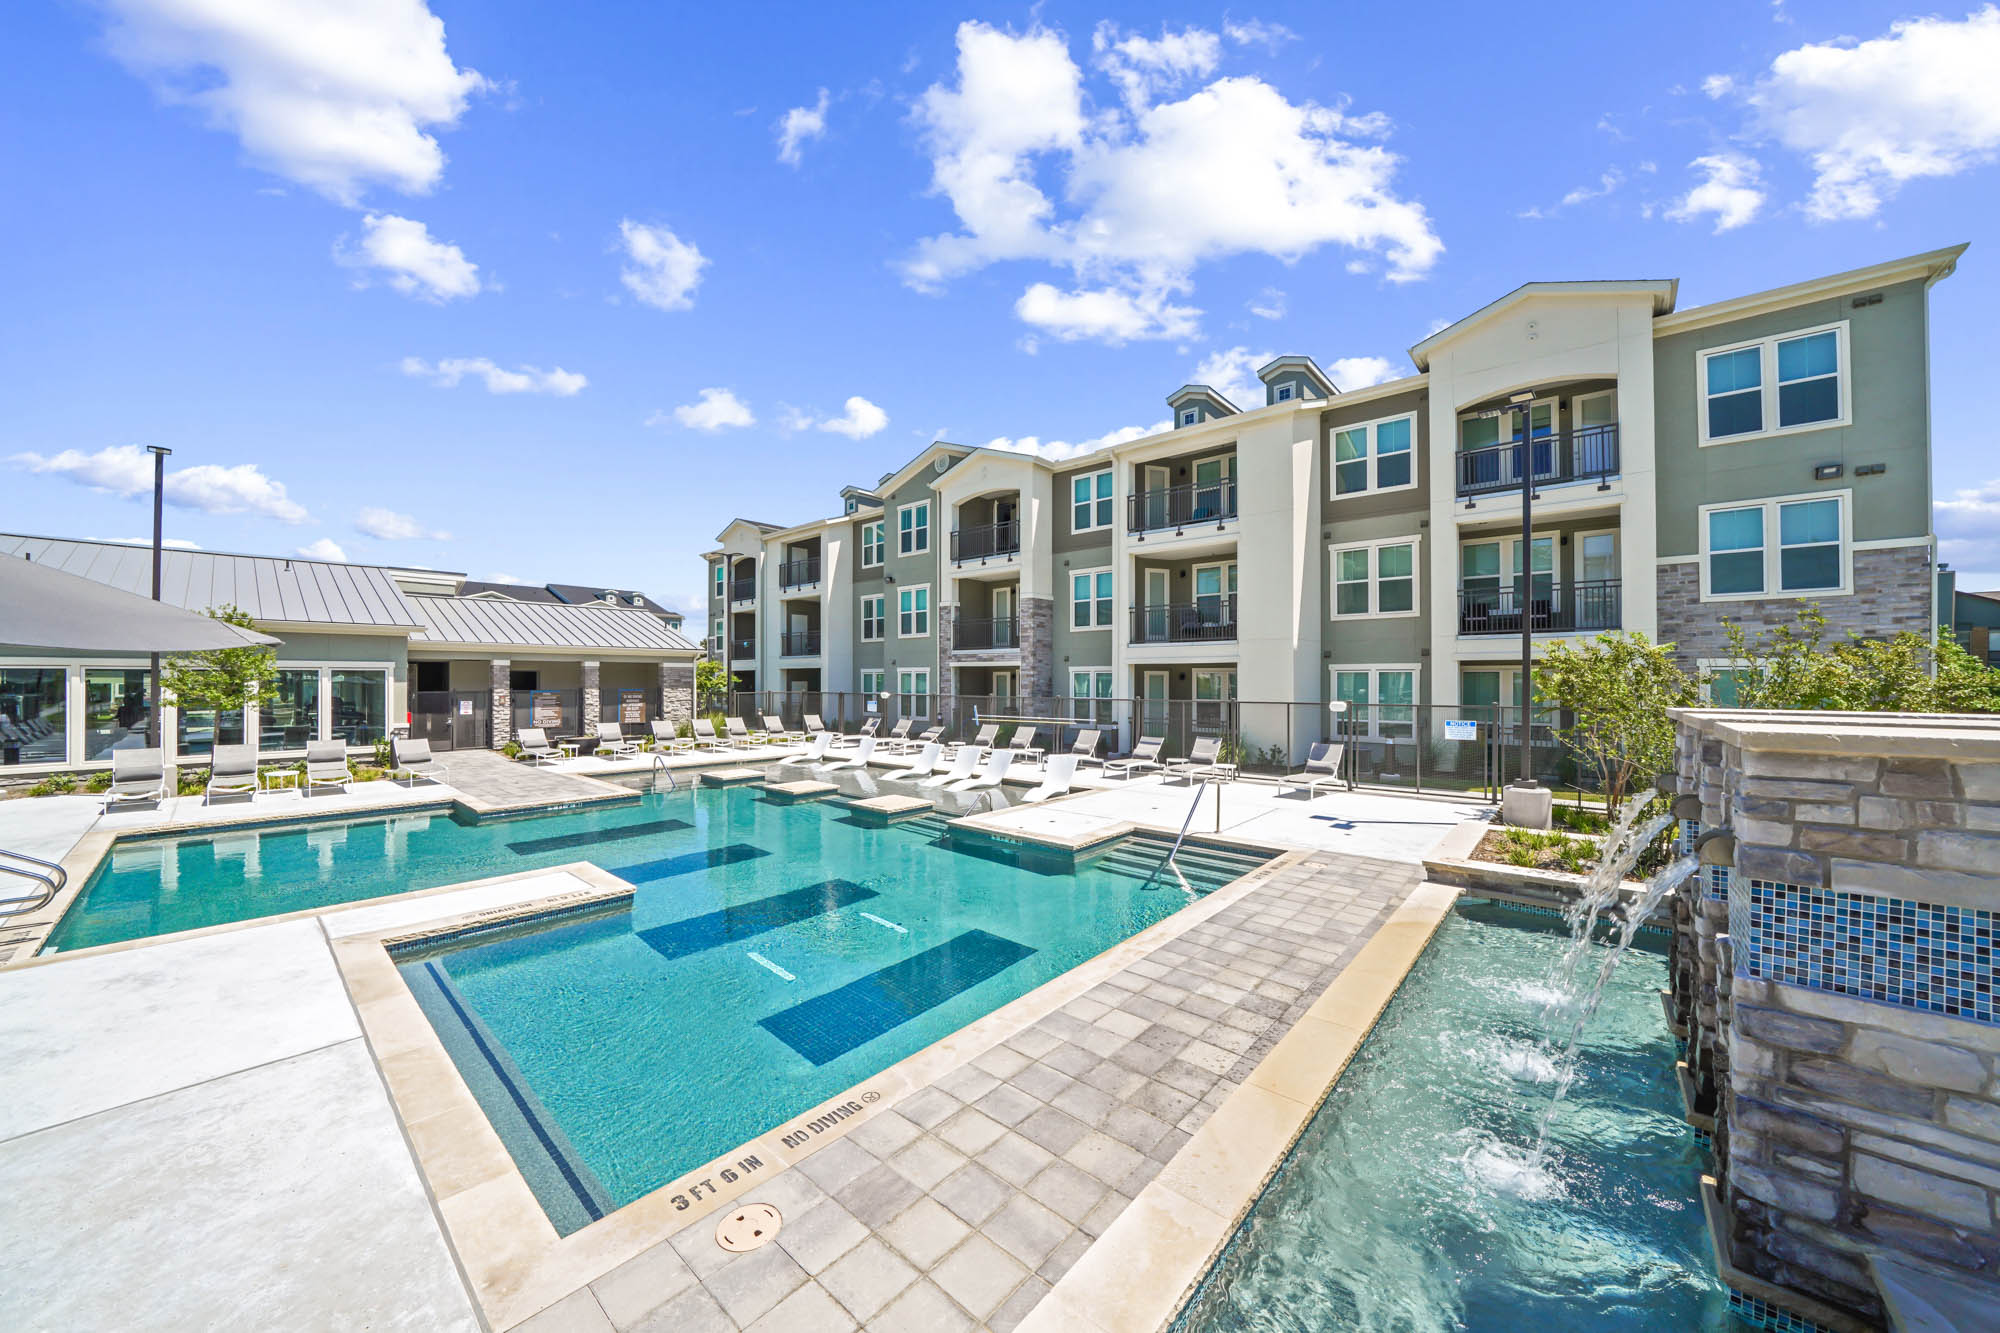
[439,749,634,813]
[515,850,1422,1332]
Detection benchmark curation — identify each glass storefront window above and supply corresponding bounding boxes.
[0,668,67,766]
[84,669,151,761]
[176,704,245,758]
[330,670,387,745]
[261,669,321,751]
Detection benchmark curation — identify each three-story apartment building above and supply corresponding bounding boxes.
[704,245,1960,753]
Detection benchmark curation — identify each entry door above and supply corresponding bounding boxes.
[1143,568,1170,640]
[991,670,1017,701]
[1143,464,1171,529]
[992,585,1015,645]
[1141,670,1170,739]
[1191,455,1234,520]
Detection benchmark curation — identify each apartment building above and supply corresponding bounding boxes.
[703,245,1959,753]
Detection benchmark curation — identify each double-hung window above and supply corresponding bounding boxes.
[860,594,884,641]
[1071,670,1114,724]
[898,670,931,717]
[712,562,724,598]
[1071,470,1113,533]
[1334,666,1418,740]
[898,502,930,555]
[860,669,884,696]
[1700,323,1848,444]
[1331,413,1416,497]
[861,520,884,567]
[1330,539,1419,617]
[1701,493,1848,598]
[897,584,930,636]
[1070,569,1113,630]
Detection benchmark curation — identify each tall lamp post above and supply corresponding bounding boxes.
[145,446,171,748]
[1492,391,1553,829]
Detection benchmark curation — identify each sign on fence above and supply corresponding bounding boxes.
[531,691,562,728]
[619,690,645,724]
[1442,719,1479,741]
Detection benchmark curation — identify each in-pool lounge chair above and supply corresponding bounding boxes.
[516,727,562,765]
[893,742,943,777]
[1105,736,1165,781]
[596,722,641,761]
[1285,742,1346,800]
[205,743,259,803]
[304,740,354,794]
[949,723,999,760]
[105,747,167,808]
[1068,729,1104,769]
[690,719,729,751]
[1165,737,1237,785]
[793,732,834,765]
[390,737,447,787]
[921,749,981,788]
[830,737,877,770]
[949,751,1013,792]
[1023,754,1079,803]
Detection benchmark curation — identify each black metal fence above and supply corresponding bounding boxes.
[779,630,821,657]
[953,617,1020,650]
[950,521,1021,563]
[729,578,756,602]
[1128,480,1237,534]
[1131,596,1238,644]
[1457,579,1622,635]
[1455,424,1619,496]
[777,556,820,590]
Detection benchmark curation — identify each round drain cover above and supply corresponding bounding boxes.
[715,1203,782,1253]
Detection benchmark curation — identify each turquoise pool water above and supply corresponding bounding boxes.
[1177,901,1744,1333]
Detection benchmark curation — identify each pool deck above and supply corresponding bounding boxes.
[0,753,1476,1331]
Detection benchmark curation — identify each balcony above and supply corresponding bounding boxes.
[777,556,820,591]
[729,578,757,603]
[780,630,821,657]
[951,521,1020,564]
[1131,596,1238,644]
[1456,424,1618,498]
[952,616,1019,651]
[729,636,756,659]
[1128,481,1237,535]
[1457,580,1622,636]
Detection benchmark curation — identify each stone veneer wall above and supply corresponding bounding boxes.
[1019,595,1054,699]
[658,663,694,728]
[935,604,956,721]
[1671,711,2000,1327]
[1656,545,1934,671]
[489,659,511,749]
[581,660,601,732]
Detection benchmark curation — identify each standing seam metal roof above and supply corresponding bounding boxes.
[403,595,696,652]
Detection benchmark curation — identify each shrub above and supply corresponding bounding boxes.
[373,737,394,768]
[85,771,114,793]
[676,720,694,739]
[27,773,79,797]
[501,741,522,759]
[176,770,207,796]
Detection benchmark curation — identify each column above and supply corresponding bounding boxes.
[582,660,601,732]
[489,659,510,749]
[659,661,694,728]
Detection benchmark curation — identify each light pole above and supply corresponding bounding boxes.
[145,446,171,748]
[1511,390,1536,793]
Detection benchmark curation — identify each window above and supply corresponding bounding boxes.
[898,669,931,717]
[1700,323,1848,444]
[1701,493,1849,599]
[861,520,885,567]
[1331,413,1416,497]
[1334,665,1417,740]
[84,668,150,762]
[898,502,930,555]
[1193,669,1237,730]
[861,594,885,641]
[1329,539,1419,618]
[860,669,884,696]
[1276,383,1295,402]
[0,668,68,766]
[1194,562,1238,626]
[1071,470,1113,533]
[898,584,930,636]
[1071,670,1114,723]
[1703,664,1751,706]
[1070,568,1113,630]
[330,670,387,745]
[261,669,320,751]
[1180,408,1198,427]
[712,562,725,598]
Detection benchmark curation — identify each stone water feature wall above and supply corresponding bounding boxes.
[1669,709,2000,1330]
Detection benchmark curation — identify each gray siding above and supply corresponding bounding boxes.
[1052,461,1117,557]
[877,468,946,686]
[1319,387,1429,525]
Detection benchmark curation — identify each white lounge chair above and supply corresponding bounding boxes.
[305,739,354,793]
[875,717,913,751]
[1106,736,1165,780]
[921,749,981,788]
[105,747,167,808]
[886,725,941,755]
[390,737,447,787]
[1285,742,1346,799]
[832,716,881,749]
[764,713,807,743]
[949,751,1013,791]
[205,743,259,802]
[648,720,694,754]
[690,718,729,751]
[516,727,562,765]
[949,723,999,760]
[1005,725,1045,763]
[1068,729,1104,769]
[893,741,943,777]
[1023,754,1079,803]
[792,732,834,765]
[728,717,765,748]
[802,713,829,739]
[596,722,641,761]
[830,737,877,770]
[1165,737,1236,785]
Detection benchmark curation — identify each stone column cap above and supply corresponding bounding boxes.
[1669,708,2000,762]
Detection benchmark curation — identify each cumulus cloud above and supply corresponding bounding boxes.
[618,219,707,311]
[337,213,479,300]
[1937,478,2000,582]
[776,88,829,165]
[355,507,448,541]
[400,356,586,395]
[10,443,308,523]
[1327,356,1400,390]
[1666,153,1765,232]
[297,537,348,561]
[1190,346,1270,407]
[902,21,1440,344]
[780,397,890,439]
[983,418,1172,463]
[1248,287,1286,320]
[97,0,487,205]
[1222,18,1297,51]
[661,388,755,432]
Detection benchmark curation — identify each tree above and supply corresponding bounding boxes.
[695,658,737,709]
[1534,632,1699,813]
[158,605,279,722]
[1719,606,2000,713]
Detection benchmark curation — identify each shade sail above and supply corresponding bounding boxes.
[0,554,281,652]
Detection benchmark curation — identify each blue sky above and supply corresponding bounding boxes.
[5,2,1999,631]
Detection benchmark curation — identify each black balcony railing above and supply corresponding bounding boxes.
[951,521,1021,564]
[1457,579,1622,635]
[1131,596,1238,644]
[729,636,756,658]
[1456,424,1619,497]
[777,556,821,590]
[729,578,757,602]
[953,616,1020,651]
[1128,480,1237,534]
[780,630,821,656]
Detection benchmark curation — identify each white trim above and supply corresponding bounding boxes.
[1329,410,1419,500]
[1697,489,1853,601]
[1328,663,1420,741]
[896,668,932,719]
[1069,565,1113,632]
[896,582,932,638]
[1852,535,1934,552]
[1696,320,1851,447]
[897,501,931,556]
[1655,554,1700,566]
[1329,536,1421,619]
[1070,468,1114,535]
[860,519,885,569]
[860,593,885,642]
[1574,527,1620,584]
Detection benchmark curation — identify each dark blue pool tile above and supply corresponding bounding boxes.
[507,818,693,856]
[758,930,1036,1066]
[638,880,879,960]
[616,843,770,883]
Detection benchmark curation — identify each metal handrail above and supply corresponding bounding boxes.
[0,848,65,918]
[650,754,677,791]
[951,521,1022,564]
[1127,480,1237,534]
[1455,423,1619,496]
[777,557,821,590]
[1130,596,1238,644]
[952,616,1020,650]
[729,579,757,602]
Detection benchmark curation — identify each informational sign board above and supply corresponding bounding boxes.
[619,690,645,725]
[457,698,473,716]
[531,691,562,728]
[1443,719,1479,741]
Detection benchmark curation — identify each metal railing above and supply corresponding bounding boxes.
[0,847,66,919]
[1131,596,1238,644]
[729,636,755,659]
[779,630,821,657]
[951,521,1021,564]
[952,616,1020,651]
[1457,579,1623,635]
[1456,424,1619,496]
[1128,480,1237,534]
[777,556,821,590]
[729,578,757,602]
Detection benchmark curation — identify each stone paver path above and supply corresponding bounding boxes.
[439,749,633,813]
[514,850,1422,1332]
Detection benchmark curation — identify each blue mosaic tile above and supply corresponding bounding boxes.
[1706,862,1731,903]
[614,842,769,883]
[1680,817,1699,857]
[507,817,692,856]
[637,879,878,959]
[1745,881,1997,1025]
[1727,1288,1839,1333]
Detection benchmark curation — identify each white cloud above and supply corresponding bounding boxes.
[1561,168,1624,207]
[98,0,486,205]
[297,537,348,561]
[400,356,586,395]
[1735,7,2000,221]
[903,22,1440,344]
[817,396,889,439]
[1221,19,1297,51]
[1248,287,1286,320]
[482,571,525,584]
[618,219,708,311]
[663,387,755,432]
[1666,153,1766,232]
[1190,346,1270,407]
[983,418,1172,462]
[1937,479,2000,582]
[1701,74,1737,99]
[776,88,829,166]
[337,213,479,300]
[11,444,308,523]
[1327,356,1400,390]
[355,506,449,541]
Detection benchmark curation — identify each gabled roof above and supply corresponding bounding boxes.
[872,440,973,497]
[1256,355,1338,397]
[1408,279,1678,371]
[1166,384,1241,414]
[457,579,561,603]
[405,595,696,654]
[1651,243,1966,336]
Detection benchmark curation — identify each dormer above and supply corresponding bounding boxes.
[1166,384,1240,429]
[1255,355,1338,406]
[839,485,883,515]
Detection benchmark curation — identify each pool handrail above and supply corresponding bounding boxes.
[0,847,66,919]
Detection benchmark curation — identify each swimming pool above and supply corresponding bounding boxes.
[383,787,1267,1233]
[1176,900,1741,1332]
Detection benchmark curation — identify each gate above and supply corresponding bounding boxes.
[410,690,490,751]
